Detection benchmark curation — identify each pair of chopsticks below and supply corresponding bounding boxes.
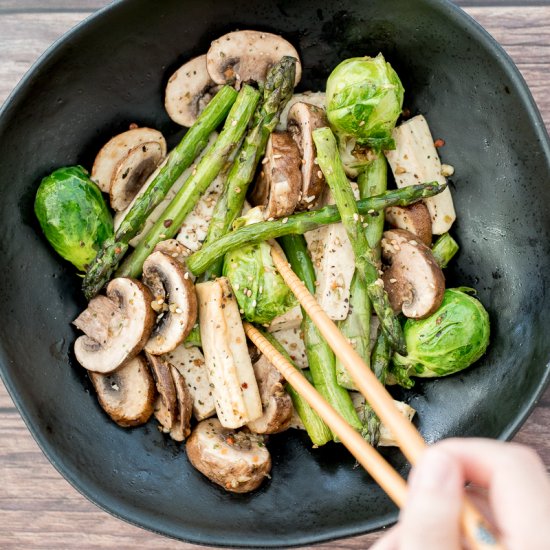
[243,244,503,550]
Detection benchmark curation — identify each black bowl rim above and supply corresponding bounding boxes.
[1,0,549,547]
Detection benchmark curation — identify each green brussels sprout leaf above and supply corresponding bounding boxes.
[34,166,114,272]
[389,288,490,387]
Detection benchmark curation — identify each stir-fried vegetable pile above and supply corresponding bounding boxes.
[35,32,490,493]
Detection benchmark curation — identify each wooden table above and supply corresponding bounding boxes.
[1,1,549,548]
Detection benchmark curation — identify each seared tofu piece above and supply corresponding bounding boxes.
[163,344,216,421]
[196,278,262,428]
[268,305,303,332]
[304,184,358,321]
[385,115,456,235]
[271,327,308,369]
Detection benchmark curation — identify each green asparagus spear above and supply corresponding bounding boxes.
[432,232,459,268]
[362,330,391,445]
[312,127,406,354]
[116,85,260,280]
[334,157,387,389]
[202,57,296,280]
[259,329,332,446]
[187,182,445,275]
[357,155,391,445]
[279,234,362,434]
[82,85,237,299]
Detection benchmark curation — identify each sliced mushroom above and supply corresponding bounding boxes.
[165,54,221,127]
[142,251,197,355]
[278,91,326,130]
[247,355,293,435]
[249,132,302,219]
[88,355,156,427]
[287,102,328,210]
[186,418,271,493]
[385,202,432,247]
[91,127,167,192]
[146,351,177,433]
[110,141,164,211]
[74,278,155,374]
[381,229,445,319]
[206,30,301,88]
[73,295,123,345]
[168,365,194,441]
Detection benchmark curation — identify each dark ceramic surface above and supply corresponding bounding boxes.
[0,0,549,546]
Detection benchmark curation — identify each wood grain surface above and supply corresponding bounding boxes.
[1,1,549,548]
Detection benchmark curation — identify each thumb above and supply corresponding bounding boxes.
[399,447,463,550]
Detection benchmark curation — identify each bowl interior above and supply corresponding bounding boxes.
[0,0,549,546]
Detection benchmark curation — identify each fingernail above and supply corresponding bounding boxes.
[409,448,458,492]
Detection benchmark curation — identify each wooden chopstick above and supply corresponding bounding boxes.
[244,322,408,506]
[266,243,504,550]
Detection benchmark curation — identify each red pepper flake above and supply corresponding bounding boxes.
[434,138,446,148]
[226,436,235,446]
[128,122,139,130]
[115,247,122,254]
[163,219,173,228]
[401,107,411,119]
[241,382,248,389]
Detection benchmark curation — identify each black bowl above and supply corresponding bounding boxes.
[1,0,549,547]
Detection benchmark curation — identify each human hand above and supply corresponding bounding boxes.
[371,438,550,550]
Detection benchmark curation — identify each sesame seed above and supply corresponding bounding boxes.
[273,154,282,159]
[282,217,288,224]
[184,272,190,280]
[261,157,269,164]
[231,119,237,127]
[389,278,397,284]
[317,170,323,179]
[353,213,359,222]
[359,120,365,126]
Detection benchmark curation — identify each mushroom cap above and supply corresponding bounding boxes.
[186,418,272,493]
[249,132,303,219]
[143,251,198,355]
[206,30,301,88]
[287,102,328,211]
[146,351,177,432]
[74,278,155,374]
[385,202,432,246]
[88,354,156,427]
[165,54,221,127]
[109,141,163,211]
[381,229,445,319]
[247,355,293,435]
[91,127,167,192]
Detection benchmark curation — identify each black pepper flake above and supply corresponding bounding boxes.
[164,219,173,228]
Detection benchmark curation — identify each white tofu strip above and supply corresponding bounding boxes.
[350,392,416,447]
[271,327,308,369]
[304,184,358,321]
[385,115,456,234]
[175,174,224,251]
[163,344,216,421]
[268,305,303,332]
[196,278,262,428]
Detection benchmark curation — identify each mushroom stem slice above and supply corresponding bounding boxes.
[247,355,293,435]
[146,351,177,433]
[385,202,433,246]
[143,251,198,355]
[206,30,302,88]
[196,278,262,428]
[88,355,156,427]
[381,229,445,319]
[91,127,167,193]
[165,54,221,127]
[287,102,328,211]
[169,365,194,442]
[74,278,155,374]
[249,132,303,220]
[186,418,272,493]
[110,141,164,211]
